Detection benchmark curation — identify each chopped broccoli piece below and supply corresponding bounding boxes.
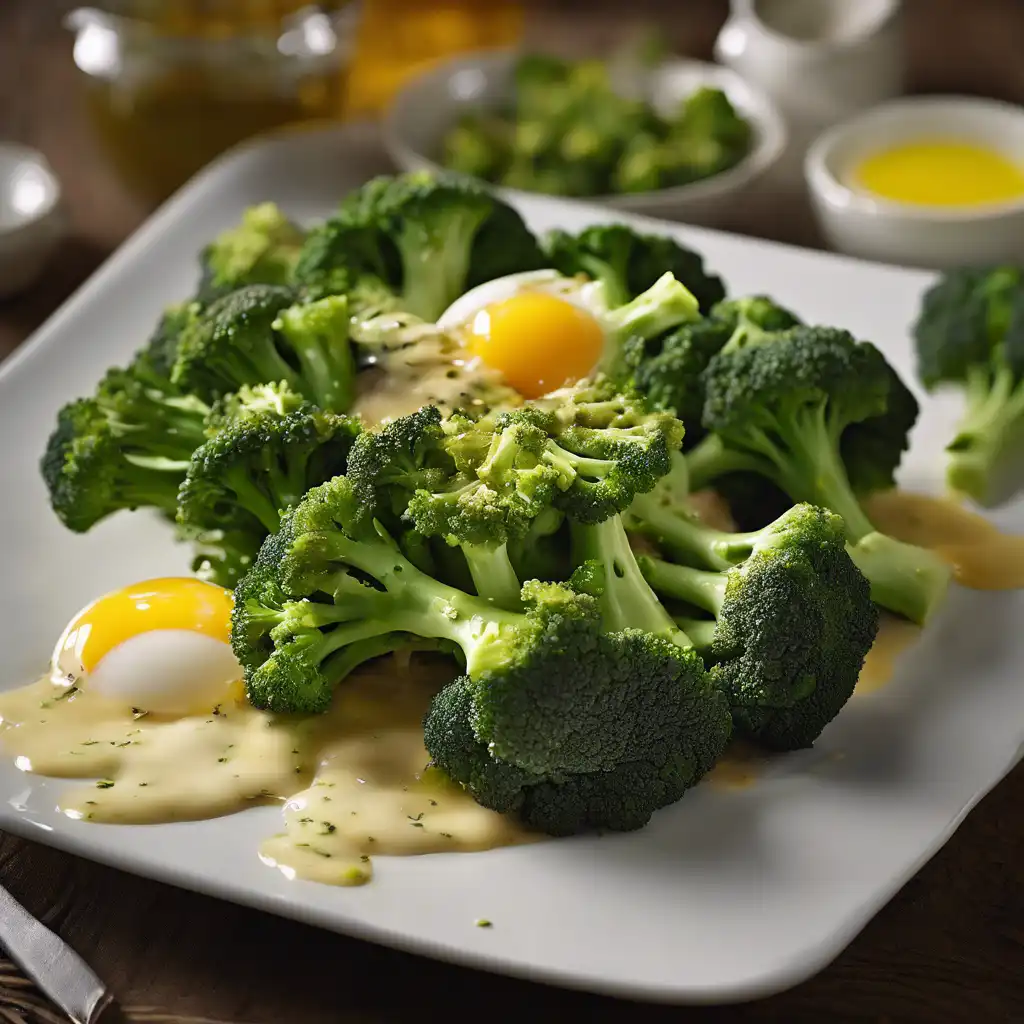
[177,381,361,570]
[913,265,1024,506]
[197,203,305,304]
[41,351,212,532]
[633,503,878,750]
[633,296,801,440]
[293,171,544,321]
[544,223,726,312]
[685,323,949,623]
[423,665,729,836]
[171,287,357,411]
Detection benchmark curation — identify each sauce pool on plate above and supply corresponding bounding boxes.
[851,139,1024,207]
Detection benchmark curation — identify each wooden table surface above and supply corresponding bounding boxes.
[2,2,1024,1021]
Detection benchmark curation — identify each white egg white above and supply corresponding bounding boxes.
[435,269,609,333]
[69,630,242,716]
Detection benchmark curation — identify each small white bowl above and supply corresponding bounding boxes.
[383,50,787,227]
[805,96,1024,269]
[0,144,65,300]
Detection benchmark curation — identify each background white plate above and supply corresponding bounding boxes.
[1,124,1022,1006]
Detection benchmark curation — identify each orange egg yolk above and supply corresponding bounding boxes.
[56,578,234,674]
[467,292,606,399]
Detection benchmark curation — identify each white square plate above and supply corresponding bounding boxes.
[2,124,1022,1005]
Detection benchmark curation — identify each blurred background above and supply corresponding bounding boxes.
[2,0,1024,330]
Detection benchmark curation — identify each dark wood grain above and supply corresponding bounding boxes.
[2,2,1024,1021]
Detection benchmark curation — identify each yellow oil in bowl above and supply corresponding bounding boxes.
[851,139,1024,208]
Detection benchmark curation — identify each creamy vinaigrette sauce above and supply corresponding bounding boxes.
[0,655,535,886]
[864,490,1024,590]
[2,491,1023,875]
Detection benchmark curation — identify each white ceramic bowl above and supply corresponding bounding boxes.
[0,144,64,300]
[805,96,1024,269]
[383,50,787,227]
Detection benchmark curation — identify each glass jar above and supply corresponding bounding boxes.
[66,3,358,203]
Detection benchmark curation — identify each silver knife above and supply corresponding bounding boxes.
[0,881,115,1024]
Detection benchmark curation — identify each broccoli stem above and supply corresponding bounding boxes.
[945,361,1024,505]
[673,617,717,652]
[579,252,630,308]
[686,433,765,491]
[635,556,726,617]
[296,527,525,677]
[625,490,760,570]
[274,299,357,412]
[603,271,701,342]
[397,208,487,321]
[846,533,951,625]
[569,517,691,645]
[461,542,523,610]
[223,469,284,534]
[320,632,439,688]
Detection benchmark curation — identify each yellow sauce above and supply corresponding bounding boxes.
[851,139,1024,208]
[854,615,922,696]
[0,655,533,887]
[864,490,1024,590]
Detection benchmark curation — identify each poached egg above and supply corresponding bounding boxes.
[52,577,242,716]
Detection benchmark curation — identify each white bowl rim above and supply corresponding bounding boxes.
[805,94,1024,223]
[383,48,788,207]
[0,142,62,240]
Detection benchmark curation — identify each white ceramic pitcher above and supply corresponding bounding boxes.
[714,0,906,145]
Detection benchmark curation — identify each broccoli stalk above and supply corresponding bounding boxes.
[273,296,357,413]
[569,515,688,644]
[945,360,1024,502]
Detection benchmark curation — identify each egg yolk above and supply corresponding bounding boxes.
[468,292,606,399]
[55,578,234,676]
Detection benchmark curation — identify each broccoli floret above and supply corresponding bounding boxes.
[543,223,726,313]
[41,353,212,532]
[177,382,361,569]
[596,272,702,383]
[345,406,526,608]
[913,266,1024,506]
[197,203,305,304]
[633,296,801,439]
[293,172,544,322]
[633,503,878,750]
[171,287,357,411]
[423,667,729,836]
[463,382,686,525]
[685,323,950,624]
[233,474,729,781]
[146,301,201,376]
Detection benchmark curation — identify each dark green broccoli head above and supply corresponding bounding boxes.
[630,295,801,444]
[424,671,730,836]
[633,316,734,431]
[636,504,878,750]
[543,223,726,313]
[707,505,876,748]
[197,203,305,305]
[145,301,201,376]
[293,171,544,322]
[702,325,897,503]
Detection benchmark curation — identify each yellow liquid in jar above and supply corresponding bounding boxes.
[852,139,1024,207]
